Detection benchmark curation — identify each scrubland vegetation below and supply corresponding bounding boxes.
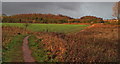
[2,13,120,63]
[2,23,89,62]
[2,23,119,62]
[63,24,119,62]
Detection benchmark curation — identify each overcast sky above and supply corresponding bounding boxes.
[2,0,119,2]
[2,2,116,19]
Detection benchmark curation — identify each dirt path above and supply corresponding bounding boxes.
[22,35,36,62]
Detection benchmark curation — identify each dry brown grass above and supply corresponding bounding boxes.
[63,24,119,62]
[32,32,67,62]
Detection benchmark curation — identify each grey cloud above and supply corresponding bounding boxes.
[2,0,119,2]
[2,2,115,19]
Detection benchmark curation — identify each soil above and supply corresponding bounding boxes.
[22,36,36,62]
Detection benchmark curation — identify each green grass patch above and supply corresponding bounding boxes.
[2,35,26,62]
[28,35,58,62]
[2,23,90,33]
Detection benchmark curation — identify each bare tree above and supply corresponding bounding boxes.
[113,2,120,20]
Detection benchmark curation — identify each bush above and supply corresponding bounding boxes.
[80,16,103,23]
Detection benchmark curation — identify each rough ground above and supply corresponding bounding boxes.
[22,23,119,62]
[63,24,119,62]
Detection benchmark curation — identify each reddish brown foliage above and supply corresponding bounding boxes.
[63,24,119,62]
[33,32,67,62]
[80,16,103,23]
[31,24,119,62]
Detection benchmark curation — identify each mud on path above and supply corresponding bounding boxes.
[22,35,36,62]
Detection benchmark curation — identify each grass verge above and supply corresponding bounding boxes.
[2,35,26,62]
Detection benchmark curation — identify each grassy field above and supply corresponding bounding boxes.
[2,23,90,34]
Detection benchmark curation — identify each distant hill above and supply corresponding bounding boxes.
[67,16,103,23]
[104,19,119,25]
[2,14,7,16]
[80,16,103,23]
[2,13,73,23]
[2,13,106,24]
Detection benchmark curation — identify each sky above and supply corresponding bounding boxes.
[2,2,116,19]
[2,0,119,2]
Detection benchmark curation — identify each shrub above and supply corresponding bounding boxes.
[80,16,103,23]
